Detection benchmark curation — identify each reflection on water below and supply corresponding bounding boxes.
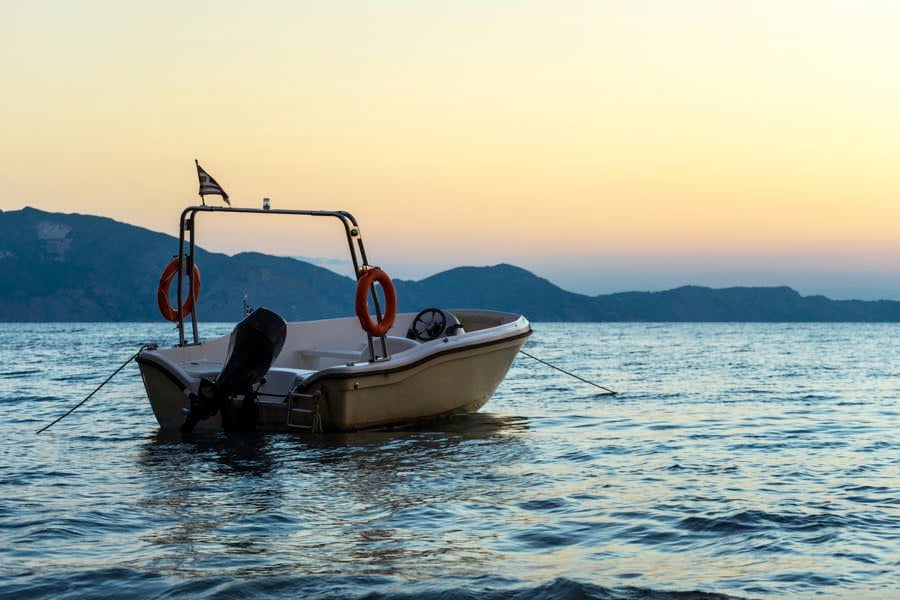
[1,323,898,599]
[133,413,533,581]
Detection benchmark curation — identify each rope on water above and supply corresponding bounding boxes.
[518,349,617,395]
[36,344,158,434]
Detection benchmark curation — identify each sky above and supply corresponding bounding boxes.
[2,1,900,299]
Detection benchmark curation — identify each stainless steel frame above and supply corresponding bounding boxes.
[173,205,388,361]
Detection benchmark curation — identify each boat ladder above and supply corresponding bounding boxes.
[286,386,322,432]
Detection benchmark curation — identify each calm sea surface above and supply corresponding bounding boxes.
[0,323,898,599]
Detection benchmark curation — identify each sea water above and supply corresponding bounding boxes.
[0,323,897,599]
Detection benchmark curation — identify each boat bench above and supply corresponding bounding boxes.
[295,337,421,369]
[257,367,316,402]
[295,348,361,370]
[180,361,314,402]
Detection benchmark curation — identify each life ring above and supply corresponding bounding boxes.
[355,267,397,337]
[157,257,201,322]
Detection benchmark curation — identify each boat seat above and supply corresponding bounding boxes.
[256,367,316,402]
[358,335,420,362]
[262,367,316,387]
[295,348,362,370]
[179,362,313,401]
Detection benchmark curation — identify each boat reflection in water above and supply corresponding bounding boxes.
[136,413,531,581]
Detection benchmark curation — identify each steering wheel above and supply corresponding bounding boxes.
[408,308,448,341]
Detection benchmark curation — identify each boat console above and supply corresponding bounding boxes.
[407,308,465,341]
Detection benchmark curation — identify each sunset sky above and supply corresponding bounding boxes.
[2,2,900,298]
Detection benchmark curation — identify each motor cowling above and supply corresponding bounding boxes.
[181,307,287,433]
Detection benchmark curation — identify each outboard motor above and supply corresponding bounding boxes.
[181,307,287,434]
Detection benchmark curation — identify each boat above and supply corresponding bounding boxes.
[136,205,532,433]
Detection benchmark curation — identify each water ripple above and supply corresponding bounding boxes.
[0,322,898,598]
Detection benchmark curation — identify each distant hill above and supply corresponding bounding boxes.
[2,206,900,322]
[593,285,900,322]
[0,207,355,321]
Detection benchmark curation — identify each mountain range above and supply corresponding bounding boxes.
[2,206,900,322]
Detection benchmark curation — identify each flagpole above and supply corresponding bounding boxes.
[190,159,230,344]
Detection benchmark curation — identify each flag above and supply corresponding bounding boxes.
[195,160,230,205]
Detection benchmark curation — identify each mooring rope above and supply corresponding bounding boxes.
[518,350,617,395]
[36,344,158,434]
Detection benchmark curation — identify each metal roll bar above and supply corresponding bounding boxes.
[173,205,388,362]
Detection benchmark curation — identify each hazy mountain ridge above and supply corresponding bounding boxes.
[2,207,900,322]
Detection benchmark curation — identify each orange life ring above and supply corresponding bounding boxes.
[157,257,201,322]
[355,267,397,337]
